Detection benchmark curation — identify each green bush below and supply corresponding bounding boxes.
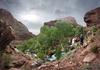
[17,20,84,59]
[55,45,62,60]
[92,26,97,32]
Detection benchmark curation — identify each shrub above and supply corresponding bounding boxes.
[17,20,84,59]
[92,26,97,33]
[90,46,99,53]
[55,45,62,60]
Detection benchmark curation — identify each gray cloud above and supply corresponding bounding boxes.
[0,0,100,34]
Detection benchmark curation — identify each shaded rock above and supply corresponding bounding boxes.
[0,20,15,50]
[12,59,25,68]
[84,7,100,27]
[44,20,57,27]
[0,8,34,41]
[6,53,33,70]
[83,53,96,63]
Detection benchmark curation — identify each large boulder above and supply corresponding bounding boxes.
[84,7,100,27]
[83,53,96,63]
[0,20,15,50]
[0,9,34,41]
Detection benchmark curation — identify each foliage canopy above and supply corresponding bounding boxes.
[17,20,83,59]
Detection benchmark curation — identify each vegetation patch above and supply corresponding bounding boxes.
[17,20,83,60]
[90,46,99,54]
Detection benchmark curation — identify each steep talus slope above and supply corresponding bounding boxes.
[0,9,34,70]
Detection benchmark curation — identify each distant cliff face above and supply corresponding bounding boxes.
[84,7,100,27]
[61,16,77,25]
[44,16,78,27]
[0,9,34,40]
[44,20,57,27]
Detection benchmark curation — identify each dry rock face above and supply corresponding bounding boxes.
[83,53,96,63]
[0,20,15,50]
[61,16,78,25]
[0,9,34,70]
[84,7,100,27]
[44,20,57,27]
[0,9,34,41]
[44,16,78,27]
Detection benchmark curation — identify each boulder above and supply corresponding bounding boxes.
[84,7,100,27]
[83,53,96,63]
[0,20,15,50]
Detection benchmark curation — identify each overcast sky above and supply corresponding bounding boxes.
[0,0,100,35]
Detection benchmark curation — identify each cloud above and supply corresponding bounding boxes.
[0,0,100,34]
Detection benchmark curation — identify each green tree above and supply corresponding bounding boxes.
[17,20,84,59]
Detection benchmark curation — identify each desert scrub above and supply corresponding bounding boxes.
[92,26,97,33]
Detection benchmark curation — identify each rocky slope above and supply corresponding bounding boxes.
[35,29,100,70]
[0,21,33,70]
[84,7,100,27]
[0,9,34,41]
[0,9,34,70]
[0,7,100,70]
